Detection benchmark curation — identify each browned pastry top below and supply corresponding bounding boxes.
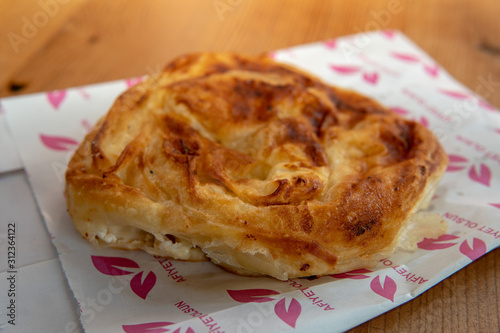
[65,53,448,280]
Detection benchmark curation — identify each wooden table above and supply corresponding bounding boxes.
[1,1,499,332]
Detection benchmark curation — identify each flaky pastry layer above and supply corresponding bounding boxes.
[65,53,448,280]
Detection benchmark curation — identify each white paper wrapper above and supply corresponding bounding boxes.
[0,170,80,332]
[2,30,500,333]
[0,111,22,173]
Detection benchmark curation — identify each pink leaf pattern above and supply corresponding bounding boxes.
[419,116,429,127]
[446,154,469,172]
[479,100,495,111]
[78,88,91,100]
[468,164,492,187]
[329,65,379,85]
[381,30,396,39]
[448,154,469,163]
[439,89,470,100]
[423,63,439,77]
[446,165,467,172]
[370,275,397,302]
[459,238,487,261]
[323,39,337,49]
[171,328,195,333]
[126,77,144,88]
[417,234,460,250]
[363,72,379,85]
[439,89,494,110]
[391,107,409,115]
[227,289,280,303]
[329,65,361,74]
[39,134,78,151]
[489,203,500,209]
[91,256,139,276]
[268,51,277,59]
[47,90,67,109]
[274,298,302,328]
[391,52,420,62]
[130,271,157,300]
[330,268,372,279]
[122,322,173,333]
[81,119,93,132]
[390,107,429,126]
[494,129,500,135]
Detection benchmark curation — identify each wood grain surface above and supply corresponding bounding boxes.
[1,1,499,332]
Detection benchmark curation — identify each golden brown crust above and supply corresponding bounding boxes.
[65,53,448,280]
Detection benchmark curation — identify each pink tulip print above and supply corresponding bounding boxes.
[417,234,460,250]
[274,298,301,328]
[91,255,157,300]
[330,268,372,279]
[370,275,397,302]
[459,238,487,261]
[39,133,79,151]
[47,90,67,109]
